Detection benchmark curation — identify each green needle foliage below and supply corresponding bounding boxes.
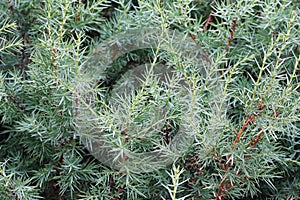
[0,0,299,199]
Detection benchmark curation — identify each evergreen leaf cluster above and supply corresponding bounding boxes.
[0,0,299,199]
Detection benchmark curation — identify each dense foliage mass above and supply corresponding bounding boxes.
[0,0,299,199]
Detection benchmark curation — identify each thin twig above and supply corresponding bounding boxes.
[52,47,61,86]
[249,129,264,147]
[7,0,14,12]
[76,0,81,21]
[202,10,214,32]
[7,94,24,110]
[216,105,263,199]
[216,99,280,199]
[216,176,232,200]
[213,153,225,170]
[232,114,256,150]
[189,33,198,45]
[226,19,238,55]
